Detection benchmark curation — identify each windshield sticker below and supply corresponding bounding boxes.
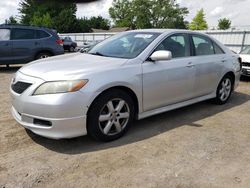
[134,34,153,39]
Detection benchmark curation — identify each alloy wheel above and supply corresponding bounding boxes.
[219,78,232,101]
[98,98,130,136]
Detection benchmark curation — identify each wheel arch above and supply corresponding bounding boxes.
[34,50,54,59]
[87,85,140,119]
[223,71,235,88]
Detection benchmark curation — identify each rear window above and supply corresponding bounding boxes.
[192,35,214,56]
[11,28,35,40]
[36,30,50,39]
[213,42,224,54]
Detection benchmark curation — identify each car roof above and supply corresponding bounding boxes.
[127,29,209,36]
[0,24,56,32]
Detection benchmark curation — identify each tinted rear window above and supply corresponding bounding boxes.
[11,28,35,40]
[213,42,225,54]
[192,35,214,56]
[36,30,50,39]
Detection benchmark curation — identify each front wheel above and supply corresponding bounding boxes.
[87,89,134,142]
[69,46,75,52]
[213,75,233,105]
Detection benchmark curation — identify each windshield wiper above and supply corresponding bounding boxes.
[88,51,105,56]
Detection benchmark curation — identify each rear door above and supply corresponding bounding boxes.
[0,28,12,65]
[11,28,38,64]
[190,34,225,97]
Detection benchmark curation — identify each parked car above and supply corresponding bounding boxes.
[10,29,241,141]
[0,24,64,66]
[61,36,77,52]
[79,41,99,53]
[239,46,250,76]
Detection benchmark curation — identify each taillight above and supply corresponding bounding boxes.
[56,39,63,46]
[238,57,242,70]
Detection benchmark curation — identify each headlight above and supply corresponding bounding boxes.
[33,80,88,95]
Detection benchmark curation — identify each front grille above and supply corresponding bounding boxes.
[11,81,32,94]
[242,62,250,67]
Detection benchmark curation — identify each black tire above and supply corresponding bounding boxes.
[35,52,52,60]
[213,75,234,105]
[69,46,75,52]
[87,89,135,142]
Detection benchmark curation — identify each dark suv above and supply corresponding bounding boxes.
[0,24,64,66]
[61,36,77,52]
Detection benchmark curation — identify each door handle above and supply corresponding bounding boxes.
[186,62,195,68]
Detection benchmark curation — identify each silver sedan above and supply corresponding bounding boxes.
[10,29,241,141]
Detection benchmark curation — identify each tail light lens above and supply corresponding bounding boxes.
[56,39,63,46]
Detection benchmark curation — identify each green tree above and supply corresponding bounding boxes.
[53,8,79,33]
[77,17,92,33]
[18,0,110,33]
[150,0,188,29]
[19,0,80,33]
[188,9,208,30]
[5,16,18,24]
[109,0,188,29]
[30,12,52,28]
[109,0,134,28]
[218,18,231,30]
[89,16,110,30]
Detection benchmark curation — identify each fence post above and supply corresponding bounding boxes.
[241,31,247,51]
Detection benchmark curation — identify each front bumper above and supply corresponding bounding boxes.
[242,66,250,76]
[10,71,89,139]
[11,106,87,139]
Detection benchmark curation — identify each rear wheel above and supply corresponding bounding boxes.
[35,52,51,60]
[213,75,233,105]
[87,89,134,142]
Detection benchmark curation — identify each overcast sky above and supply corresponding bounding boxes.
[1,0,250,28]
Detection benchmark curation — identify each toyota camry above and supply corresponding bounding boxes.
[10,29,241,141]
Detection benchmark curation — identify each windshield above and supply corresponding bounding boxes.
[240,46,250,54]
[89,32,160,59]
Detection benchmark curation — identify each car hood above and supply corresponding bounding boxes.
[19,53,128,81]
[239,54,250,63]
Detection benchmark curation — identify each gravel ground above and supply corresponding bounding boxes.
[0,66,250,188]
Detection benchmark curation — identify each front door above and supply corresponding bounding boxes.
[142,33,196,111]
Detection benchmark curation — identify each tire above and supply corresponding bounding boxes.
[35,52,51,60]
[87,89,135,142]
[69,46,75,52]
[213,75,233,105]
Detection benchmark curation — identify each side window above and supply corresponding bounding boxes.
[36,30,50,39]
[213,42,224,54]
[155,34,190,58]
[192,35,214,56]
[64,37,72,41]
[11,28,35,40]
[0,29,10,41]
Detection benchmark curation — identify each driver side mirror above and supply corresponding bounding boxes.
[150,50,172,61]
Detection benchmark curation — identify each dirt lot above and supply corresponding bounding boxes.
[0,66,250,188]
